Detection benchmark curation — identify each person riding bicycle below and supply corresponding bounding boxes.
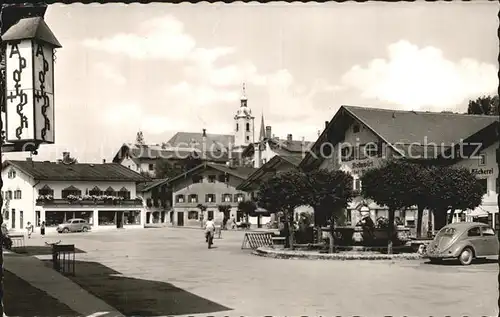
[205,216,215,242]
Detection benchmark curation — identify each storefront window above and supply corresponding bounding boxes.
[74,211,93,225]
[124,211,140,225]
[98,211,116,225]
[188,210,199,220]
[46,211,65,227]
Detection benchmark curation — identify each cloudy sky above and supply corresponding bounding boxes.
[4,1,498,163]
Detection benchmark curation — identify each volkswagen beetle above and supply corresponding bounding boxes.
[426,222,498,265]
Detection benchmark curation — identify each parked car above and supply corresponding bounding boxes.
[426,222,498,265]
[57,218,91,233]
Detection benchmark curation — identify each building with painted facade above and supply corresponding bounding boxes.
[2,154,149,234]
[168,162,256,227]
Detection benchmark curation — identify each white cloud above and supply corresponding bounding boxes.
[167,81,240,106]
[341,40,498,111]
[93,62,126,85]
[102,102,187,135]
[82,15,234,64]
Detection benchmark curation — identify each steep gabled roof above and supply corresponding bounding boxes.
[300,105,499,170]
[167,132,234,151]
[167,162,257,186]
[4,160,149,182]
[237,153,302,191]
[137,178,169,192]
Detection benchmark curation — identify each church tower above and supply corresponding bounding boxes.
[233,83,255,153]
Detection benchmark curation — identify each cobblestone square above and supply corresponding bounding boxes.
[28,228,498,316]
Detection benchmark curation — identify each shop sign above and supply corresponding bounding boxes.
[470,168,494,175]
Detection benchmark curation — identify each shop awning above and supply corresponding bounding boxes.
[466,205,497,218]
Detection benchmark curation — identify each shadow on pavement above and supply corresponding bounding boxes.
[4,270,80,317]
[13,245,86,256]
[424,258,497,266]
[43,260,231,316]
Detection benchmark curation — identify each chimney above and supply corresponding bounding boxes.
[287,134,293,142]
[102,159,106,164]
[325,121,329,128]
[265,126,272,139]
[202,128,207,137]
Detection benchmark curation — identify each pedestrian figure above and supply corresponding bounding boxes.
[231,217,236,230]
[40,221,46,237]
[26,222,34,239]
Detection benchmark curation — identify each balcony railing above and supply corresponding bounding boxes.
[36,198,143,207]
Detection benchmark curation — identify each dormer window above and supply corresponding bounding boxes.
[353,124,360,133]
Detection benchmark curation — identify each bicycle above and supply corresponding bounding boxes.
[206,231,214,249]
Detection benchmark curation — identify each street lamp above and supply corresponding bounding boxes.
[0,11,61,316]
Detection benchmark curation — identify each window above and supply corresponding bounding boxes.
[218,174,228,183]
[148,164,154,171]
[246,136,250,141]
[340,146,353,162]
[38,185,54,196]
[246,123,250,132]
[353,124,360,133]
[176,195,185,203]
[62,186,81,198]
[192,175,202,183]
[208,175,216,183]
[89,186,102,196]
[124,211,141,225]
[118,187,131,199]
[98,211,116,226]
[354,179,361,191]
[364,143,378,158]
[222,194,232,203]
[6,191,12,200]
[188,210,199,220]
[14,190,21,200]
[74,211,93,225]
[205,194,215,203]
[482,227,495,236]
[476,178,488,194]
[467,227,481,237]
[236,123,239,132]
[45,211,64,227]
[189,194,198,203]
[7,170,16,179]
[20,210,23,229]
[208,210,214,219]
[478,153,486,166]
[11,209,15,229]
[235,193,245,202]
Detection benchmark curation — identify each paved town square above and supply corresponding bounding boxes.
[19,228,497,316]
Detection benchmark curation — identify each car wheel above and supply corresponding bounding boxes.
[429,258,442,264]
[458,247,474,265]
[63,228,69,233]
[82,227,88,232]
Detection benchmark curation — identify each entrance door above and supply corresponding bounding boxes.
[177,212,184,226]
[169,211,174,224]
[116,212,124,229]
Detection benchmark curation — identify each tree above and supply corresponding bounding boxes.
[217,204,231,229]
[304,169,354,253]
[136,131,145,145]
[426,166,484,231]
[237,200,256,223]
[467,95,499,115]
[256,171,309,248]
[361,160,414,254]
[154,159,183,179]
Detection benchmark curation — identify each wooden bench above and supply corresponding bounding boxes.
[9,234,25,249]
[241,232,273,250]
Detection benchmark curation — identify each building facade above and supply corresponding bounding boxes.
[169,162,256,227]
[2,156,149,234]
[136,178,172,226]
[300,105,499,233]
